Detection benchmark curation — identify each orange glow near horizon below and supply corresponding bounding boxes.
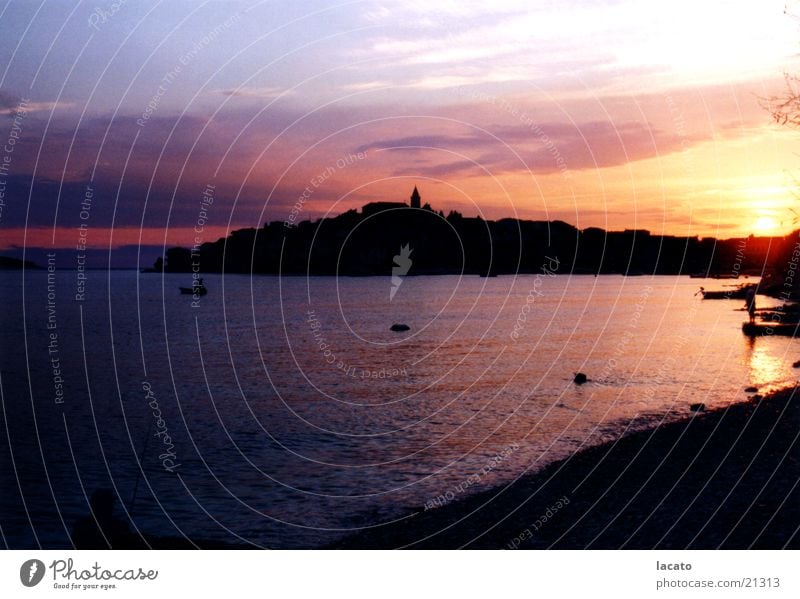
[0,226,242,253]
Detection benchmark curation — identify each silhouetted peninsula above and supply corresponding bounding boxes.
[0,256,41,270]
[154,187,792,279]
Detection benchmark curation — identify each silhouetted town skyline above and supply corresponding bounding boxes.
[143,186,798,280]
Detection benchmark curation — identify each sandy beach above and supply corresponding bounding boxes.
[333,386,800,549]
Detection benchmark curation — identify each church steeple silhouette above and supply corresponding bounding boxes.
[410,185,421,209]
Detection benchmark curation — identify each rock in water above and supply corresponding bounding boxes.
[390,324,410,332]
[573,373,587,385]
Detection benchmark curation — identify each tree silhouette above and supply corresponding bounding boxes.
[765,73,800,128]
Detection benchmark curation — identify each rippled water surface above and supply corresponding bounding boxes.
[1,271,797,547]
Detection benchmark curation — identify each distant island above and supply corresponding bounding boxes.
[151,186,794,280]
[0,256,41,270]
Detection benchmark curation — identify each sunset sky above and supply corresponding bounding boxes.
[2,0,800,263]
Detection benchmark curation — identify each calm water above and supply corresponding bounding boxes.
[1,271,797,547]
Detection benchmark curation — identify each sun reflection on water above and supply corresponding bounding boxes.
[744,338,787,390]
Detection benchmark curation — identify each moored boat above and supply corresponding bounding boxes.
[742,321,800,337]
[179,286,207,295]
[699,283,756,300]
[179,278,207,296]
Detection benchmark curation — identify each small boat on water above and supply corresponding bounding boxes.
[179,278,207,296]
[180,286,207,295]
[699,283,756,300]
[742,321,800,337]
[690,272,741,279]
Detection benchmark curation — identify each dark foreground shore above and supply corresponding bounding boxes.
[332,387,800,549]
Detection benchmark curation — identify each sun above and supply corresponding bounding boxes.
[752,216,779,234]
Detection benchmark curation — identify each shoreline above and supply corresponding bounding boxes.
[331,386,800,549]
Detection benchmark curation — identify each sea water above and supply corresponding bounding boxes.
[1,271,795,547]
